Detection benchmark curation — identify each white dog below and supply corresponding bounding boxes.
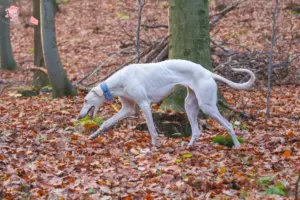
[78,59,255,148]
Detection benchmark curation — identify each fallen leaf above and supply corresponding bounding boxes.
[283,150,291,159]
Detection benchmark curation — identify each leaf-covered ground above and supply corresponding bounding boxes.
[1,0,300,199]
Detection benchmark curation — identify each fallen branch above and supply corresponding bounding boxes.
[213,56,233,73]
[152,44,168,62]
[142,24,168,29]
[24,66,48,74]
[210,0,244,29]
[94,41,160,85]
[18,58,34,65]
[218,99,255,120]
[74,84,91,92]
[0,83,12,96]
[74,57,113,86]
[75,47,133,86]
[272,54,300,69]
[145,36,168,62]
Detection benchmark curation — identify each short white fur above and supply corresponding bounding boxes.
[78,59,255,148]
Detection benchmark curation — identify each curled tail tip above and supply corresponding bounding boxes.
[231,68,251,72]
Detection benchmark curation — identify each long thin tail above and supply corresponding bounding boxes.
[211,68,256,89]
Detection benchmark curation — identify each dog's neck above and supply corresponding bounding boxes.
[102,71,124,98]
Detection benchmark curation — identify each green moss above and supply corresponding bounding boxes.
[17,87,39,97]
[212,135,245,148]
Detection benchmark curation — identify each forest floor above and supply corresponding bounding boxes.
[0,0,300,199]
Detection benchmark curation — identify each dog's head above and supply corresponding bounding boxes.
[78,86,106,120]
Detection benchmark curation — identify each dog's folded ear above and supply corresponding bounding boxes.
[92,86,103,97]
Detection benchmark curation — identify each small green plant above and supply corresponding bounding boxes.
[257,175,275,185]
[212,135,245,148]
[263,182,287,196]
[73,116,103,129]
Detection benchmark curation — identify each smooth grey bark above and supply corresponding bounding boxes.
[40,0,76,97]
[0,3,18,70]
[161,0,212,110]
[32,0,49,89]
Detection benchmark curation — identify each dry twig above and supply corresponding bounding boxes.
[266,0,279,119]
[136,0,146,63]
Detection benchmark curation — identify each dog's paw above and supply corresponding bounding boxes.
[151,139,162,148]
[233,144,241,149]
[88,132,99,140]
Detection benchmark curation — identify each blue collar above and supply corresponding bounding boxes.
[100,83,113,101]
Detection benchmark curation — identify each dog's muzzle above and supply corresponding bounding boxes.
[78,106,95,120]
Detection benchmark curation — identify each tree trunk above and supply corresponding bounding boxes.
[40,0,76,97]
[147,0,228,138]
[0,6,18,70]
[32,0,49,89]
[161,0,212,110]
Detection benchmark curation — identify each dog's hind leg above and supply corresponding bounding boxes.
[194,79,241,149]
[199,104,241,149]
[185,88,201,147]
[89,97,135,140]
[138,101,159,146]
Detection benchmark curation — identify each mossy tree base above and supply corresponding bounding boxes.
[41,0,77,98]
[33,71,50,90]
[136,111,192,138]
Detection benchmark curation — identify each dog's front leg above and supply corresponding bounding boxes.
[138,102,158,146]
[89,97,135,140]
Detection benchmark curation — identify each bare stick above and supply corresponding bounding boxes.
[24,66,48,74]
[74,46,133,86]
[93,40,157,86]
[136,0,145,63]
[142,24,168,29]
[152,44,168,62]
[74,56,113,86]
[18,58,34,65]
[218,99,255,120]
[296,174,300,200]
[266,0,279,119]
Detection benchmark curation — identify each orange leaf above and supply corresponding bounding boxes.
[124,196,132,200]
[287,131,294,137]
[145,193,153,200]
[84,123,98,129]
[97,180,106,185]
[220,167,226,174]
[0,155,4,160]
[283,150,291,159]
[231,167,238,173]
[97,137,102,143]
[63,176,75,184]
[37,189,47,196]
[152,105,160,110]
